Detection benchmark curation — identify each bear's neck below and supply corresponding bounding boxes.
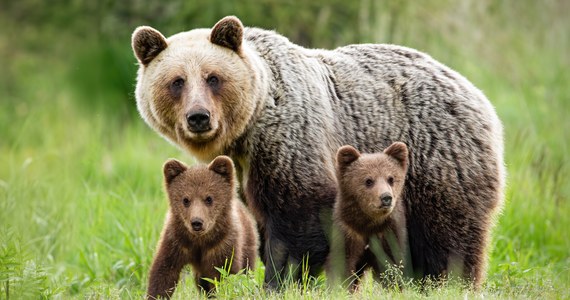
[226,28,275,150]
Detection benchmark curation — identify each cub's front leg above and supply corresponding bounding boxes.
[194,272,215,295]
[344,235,369,292]
[147,232,188,299]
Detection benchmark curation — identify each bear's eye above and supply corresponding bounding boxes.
[182,197,190,207]
[205,196,213,205]
[171,78,184,88]
[365,178,375,187]
[387,176,395,186]
[170,77,185,96]
[206,75,219,88]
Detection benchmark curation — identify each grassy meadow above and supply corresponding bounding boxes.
[1,1,568,299]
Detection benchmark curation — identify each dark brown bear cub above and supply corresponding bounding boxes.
[333,142,409,290]
[147,156,258,299]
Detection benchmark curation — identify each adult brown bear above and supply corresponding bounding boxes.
[132,16,505,289]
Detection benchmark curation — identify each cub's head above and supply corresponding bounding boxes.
[132,16,265,161]
[163,156,236,236]
[336,142,409,219]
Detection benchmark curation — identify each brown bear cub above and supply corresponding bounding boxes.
[333,142,409,290]
[147,156,258,299]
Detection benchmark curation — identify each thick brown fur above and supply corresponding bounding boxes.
[147,156,258,299]
[333,143,409,290]
[132,16,505,289]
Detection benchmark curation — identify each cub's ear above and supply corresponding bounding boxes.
[132,26,168,66]
[384,142,409,169]
[210,16,243,52]
[163,159,187,184]
[208,156,234,181]
[336,145,361,169]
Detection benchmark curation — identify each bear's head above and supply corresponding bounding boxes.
[132,16,267,161]
[336,142,409,221]
[163,156,236,236]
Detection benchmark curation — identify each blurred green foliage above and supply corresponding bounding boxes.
[2,0,568,120]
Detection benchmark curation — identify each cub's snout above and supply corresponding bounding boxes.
[380,193,392,207]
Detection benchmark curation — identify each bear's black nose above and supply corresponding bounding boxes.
[380,193,392,207]
[186,109,211,133]
[190,218,204,231]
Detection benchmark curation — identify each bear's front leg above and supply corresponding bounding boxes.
[263,235,289,289]
[147,235,188,299]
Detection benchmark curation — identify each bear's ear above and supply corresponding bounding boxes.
[132,26,168,66]
[208,155,234,181]
[384,142,409,169]
[163,159,187,184]
[337,145,361,169]
[210,16,243,52]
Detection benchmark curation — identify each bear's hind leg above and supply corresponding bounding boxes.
[460,233,489,289]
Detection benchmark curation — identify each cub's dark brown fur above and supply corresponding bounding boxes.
[333,142,409,290]
[147,156,258,299]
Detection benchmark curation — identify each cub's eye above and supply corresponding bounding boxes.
[206,75,219,87]
[182,197,190,207]
[205,196,213,205]
[365,178,374,187]
[387,176,395,186]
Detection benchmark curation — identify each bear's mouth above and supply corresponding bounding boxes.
[371,204,393,216]
[176,123,218,144]
[186,226,209,236]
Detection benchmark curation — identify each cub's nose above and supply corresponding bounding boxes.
[190,218,204,232]
[380,193,392,207]
[186,109,211,133]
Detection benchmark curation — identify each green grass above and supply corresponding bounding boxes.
[1,1,569,299]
